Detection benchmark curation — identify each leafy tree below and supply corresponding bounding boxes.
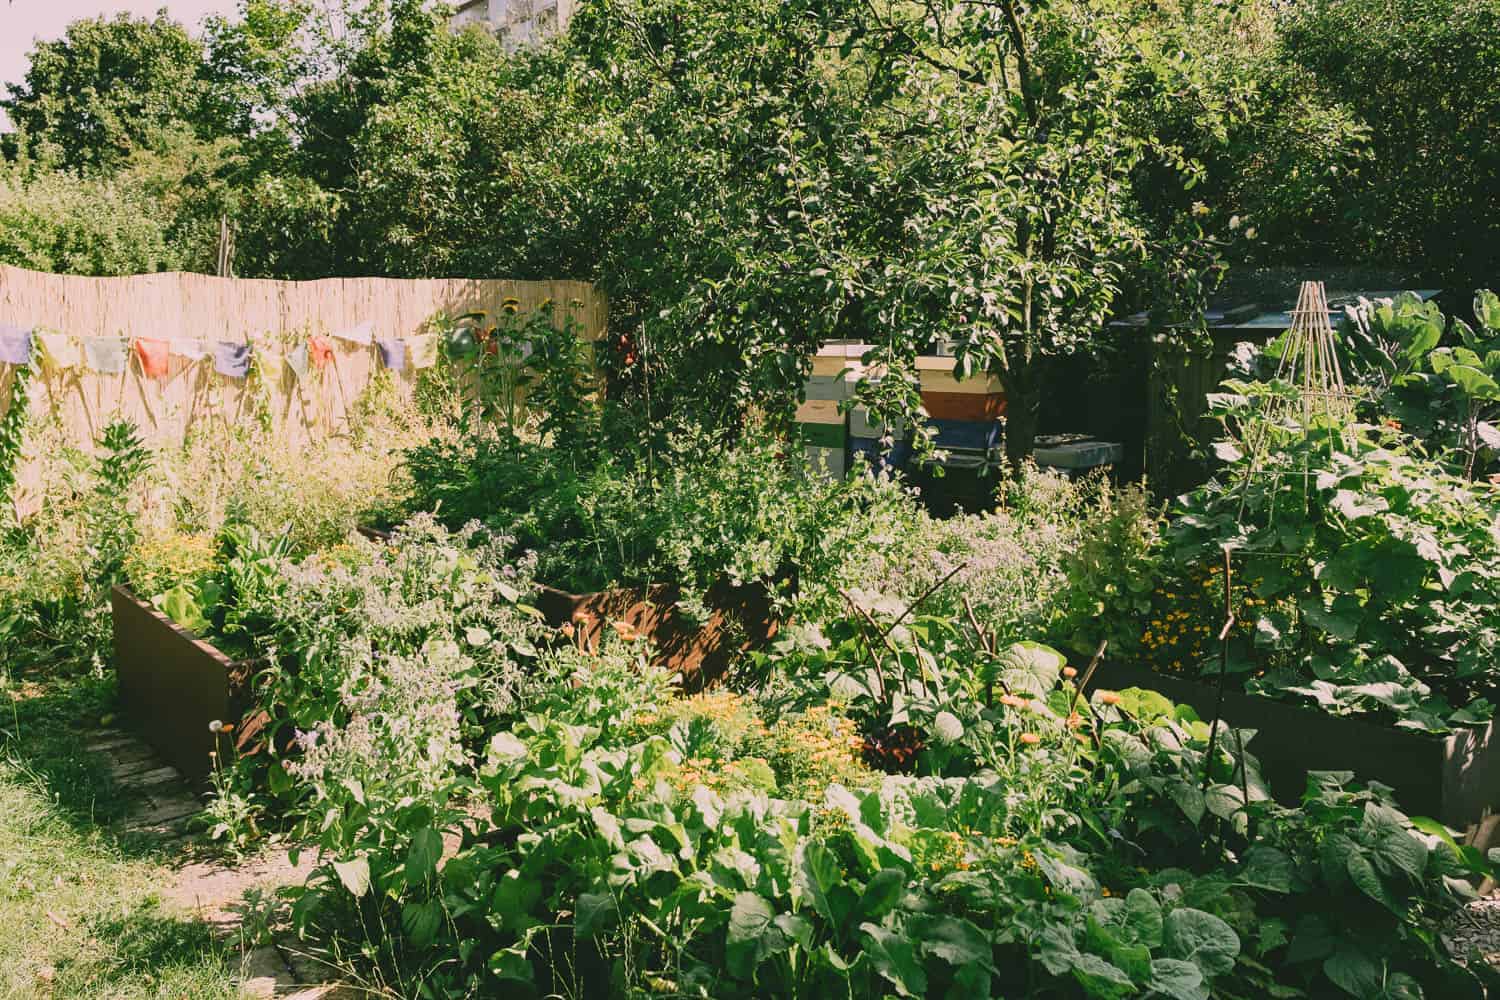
[1275,0,1500,288]
[2,12,225,169]
[0,142,221,275]
[537,0,1243,465]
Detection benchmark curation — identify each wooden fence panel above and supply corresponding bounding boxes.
[0,265,606,509]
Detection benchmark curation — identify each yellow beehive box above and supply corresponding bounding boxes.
[795,398,843,425]
[811,342,871,377]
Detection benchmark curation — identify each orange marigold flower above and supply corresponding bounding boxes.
[1097,691,1122,706]
[1018,732,1041,745]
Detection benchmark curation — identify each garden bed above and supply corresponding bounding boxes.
[535,580,779,688]
[1090,660,1500,832]
[110,585,262,781]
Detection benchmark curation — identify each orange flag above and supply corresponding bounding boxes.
[135,338,171,378]
[308,335,335,369]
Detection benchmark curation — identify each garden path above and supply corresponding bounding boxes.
[88,727,350,999]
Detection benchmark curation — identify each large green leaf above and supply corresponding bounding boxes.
[726,892,787,979]
[858,868,907,921]
[1476,290,1500,331]
[860,923,928,997]
[908,913,994,970]
[575,892,618,939]
[1323,945,1382,997]
[1123,889,1164,948]
[1346,851,1398,912]
[800,840,856,931]
[997,641,1067,697]
[1373,830,1427,880]
[1237,846,1293,892]
[405,827,444,883]
[1069,953,1135,998]
[1164,908,1239,978]
[333,856,371,898]
[1149,958,1207,1000]
[401,898,443,949]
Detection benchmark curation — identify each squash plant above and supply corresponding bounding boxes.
[1344,290,1500,480]
[1169,381,1500,731]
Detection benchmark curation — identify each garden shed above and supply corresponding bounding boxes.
[1112,282,1443,494]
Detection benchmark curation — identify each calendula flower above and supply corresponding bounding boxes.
[1097,691,1122,706]
[1019,732,1041,745]
[610,619,644,641]
[1062,666,1078,679]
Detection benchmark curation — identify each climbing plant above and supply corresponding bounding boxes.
[0,361,33,511]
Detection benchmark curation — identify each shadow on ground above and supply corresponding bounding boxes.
[1,673,163,853]
[44,899,238,997]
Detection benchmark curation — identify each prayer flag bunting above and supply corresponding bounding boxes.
[0,325,32,366]
[407,333,438,370]
[308,335,335,369]
[333,320,374,345]
[214,341,253,378]
[135,338,170,378]
[286,343,309,380]
[170,338,211,361]
[37,332,81,374]
[376,337,405,371]
[84,337,129,375]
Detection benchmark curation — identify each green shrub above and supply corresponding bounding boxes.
[278,653,1485,999]
[404,428,924,621]
[845,465,1160,655]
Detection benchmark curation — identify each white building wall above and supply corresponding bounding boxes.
[450,0,574,49]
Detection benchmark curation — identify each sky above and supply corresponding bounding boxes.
[0,1,240,128]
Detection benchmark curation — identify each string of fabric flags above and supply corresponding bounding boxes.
[0,320,454,378]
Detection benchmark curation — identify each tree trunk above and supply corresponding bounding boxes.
[1004,376,1041,477]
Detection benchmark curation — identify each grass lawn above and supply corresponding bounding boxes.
[0,675,239,999]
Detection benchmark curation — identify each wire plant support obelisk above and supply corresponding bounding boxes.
[1201,282,1360,830]
[1236,279,1360,524]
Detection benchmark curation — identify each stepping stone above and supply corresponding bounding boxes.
[121,765,182,788]
[121,797,201,835]
[85,731,138,753]
[111,756,172,780]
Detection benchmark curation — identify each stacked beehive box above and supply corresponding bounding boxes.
[795,345,1010,478]
[795,343,865,477]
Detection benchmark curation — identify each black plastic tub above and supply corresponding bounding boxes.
[1090,660,1500,831]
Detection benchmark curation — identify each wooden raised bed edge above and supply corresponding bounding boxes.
[1089,660,1500,832]
[535,581,780,689]
[110,584,260,782]
[359,525,780,688]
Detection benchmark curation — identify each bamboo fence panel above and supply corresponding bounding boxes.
[0,265,607,505]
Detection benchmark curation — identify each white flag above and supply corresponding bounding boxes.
[333,320,374,346]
